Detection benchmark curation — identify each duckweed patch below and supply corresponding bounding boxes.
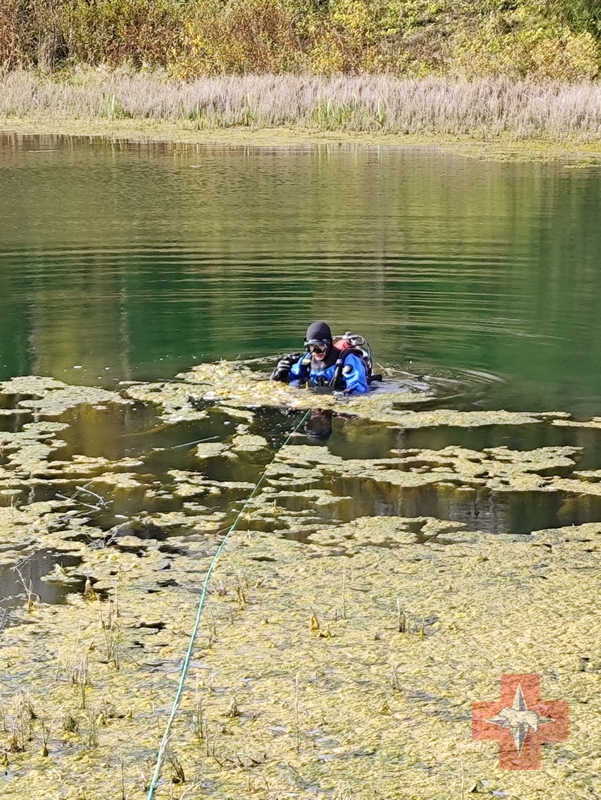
[1,518,601,798]
[0,376,129,417]
[126,362,552,430]
[2,367,601,797]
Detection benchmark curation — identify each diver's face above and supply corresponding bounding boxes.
[308,342,328,361]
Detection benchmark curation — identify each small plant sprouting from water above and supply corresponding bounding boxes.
[224,697,240,718]
[205,609,218,648]
[71,649,90,709]
[235,583,246,611]
[294,672,300,754]
[396,598,407,633]
[394,601,427,635]
[4,692,36,753]
[192,690,207,742]
[62,710,79,733]
[165,744,186,784]
[0,698,7,733]
[309,610,332,638]
[17,693,35,738]
[39,718,50,757]
[12,564,38,613]
[82,705,99,748]
[83,576,98,602]
[99,598,121,670]
[211,579,227,597]
[334,566,346,619]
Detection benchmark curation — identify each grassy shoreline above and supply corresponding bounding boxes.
[2,72,601,161]
[4,115,601,163]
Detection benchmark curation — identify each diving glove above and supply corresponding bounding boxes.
[270,353,301,382]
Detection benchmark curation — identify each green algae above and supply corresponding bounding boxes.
[195,442,231,459]
[4,368,601,798]
[126,362,557,431]
[0,376,129,417]
[169,469,256,502]
[231,433,269,453]
[261,442,586,501]
[0,367,599,530]
[553,417,601,429]
[2,518,601,799]
[0,376,68,394]
[0,502,79,562]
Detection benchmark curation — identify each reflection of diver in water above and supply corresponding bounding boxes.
[271,321,379,395]
[304,409,333,442]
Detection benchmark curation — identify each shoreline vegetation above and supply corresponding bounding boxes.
[2,0,601,81]
[2,0,601,158]
[2,72,601,160]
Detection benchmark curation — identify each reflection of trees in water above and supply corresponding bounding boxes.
[328,477,575,535]
[0,135,600,411]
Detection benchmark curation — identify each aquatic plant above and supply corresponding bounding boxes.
[1,369,601,796]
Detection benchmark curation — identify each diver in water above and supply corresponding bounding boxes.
[270,321,372,394]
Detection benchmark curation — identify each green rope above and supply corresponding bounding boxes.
[146,408,310,799]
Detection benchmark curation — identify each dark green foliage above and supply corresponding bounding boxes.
[556,0,601,36]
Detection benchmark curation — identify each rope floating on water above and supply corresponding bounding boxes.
[146,408,310,799]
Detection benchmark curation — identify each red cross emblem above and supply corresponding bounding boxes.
[472,674,568,769]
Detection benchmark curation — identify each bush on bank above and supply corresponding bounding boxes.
[0,0,600,80]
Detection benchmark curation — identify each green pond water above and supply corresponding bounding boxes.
[1,132,601,416]
[2,131,601,552]
[4,133,601,800]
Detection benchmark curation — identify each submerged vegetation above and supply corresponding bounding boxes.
[2,364,601,796]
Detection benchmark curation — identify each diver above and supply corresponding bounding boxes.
[270,321,372,394]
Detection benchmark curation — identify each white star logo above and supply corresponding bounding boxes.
[487,684,553,755]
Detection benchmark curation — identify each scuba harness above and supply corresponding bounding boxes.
[298,331,381,391]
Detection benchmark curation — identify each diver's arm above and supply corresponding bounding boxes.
[271,353,302,382]
[288,353,311,386]
[341,354,370,394]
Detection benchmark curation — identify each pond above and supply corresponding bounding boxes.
[2,132,601,799]
[1,133,601,416]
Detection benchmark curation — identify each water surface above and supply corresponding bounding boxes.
[1,133,601,415]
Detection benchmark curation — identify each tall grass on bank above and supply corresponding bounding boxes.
[2,71,601,141]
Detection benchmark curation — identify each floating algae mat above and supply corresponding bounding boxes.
[2,365,601,797]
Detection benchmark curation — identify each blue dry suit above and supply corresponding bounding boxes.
[289,352,370,394]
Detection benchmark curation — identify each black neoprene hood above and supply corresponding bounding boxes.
[305,320,332,345]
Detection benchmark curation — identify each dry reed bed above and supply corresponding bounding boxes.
[2,72,601,140]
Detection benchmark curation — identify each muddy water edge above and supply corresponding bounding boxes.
[0,365,600,798]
